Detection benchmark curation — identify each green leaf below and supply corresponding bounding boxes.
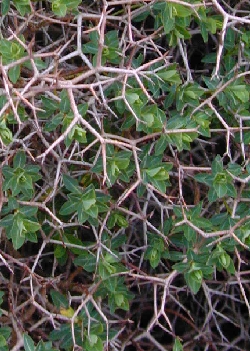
[173,4,192,17]
[44,113,63,132]
[52,0,67,16]
[84,334,103,351]
[0,327,11,343]
[105,30,119,48]
[98,259,116,279]
[155,135,168,155]
[1,0,10,15]
[113,151,132,170]
[207,17,219,34]
[142,113,154,127]
[126,91,140,105]
[54,245,66,259]
[82,42,98,55]
[82,185,96,210]
[111,292,129,311]
[10,215,25,250]
[115,213,128,228]
[74,252,96,272]
[13,151,26,169]
[63,175,81,194]
[133,10,150,22]
[36,340,54,351]
[8,65,20,84]
[61,0,81,9]
[50,290,68,309]
[0,335,7,348]
[86,204,98,218]
[59,199,79,216]
[20,206,38,218]
[0,291,4,304]
[194,173,213,186]
[172,262,188,273]
[115,293,124,307]
[23,334,35,351]
[49,324,80,349]
[0,39,11,59]
[232,85,249,103]
[13,1,31,15]
[146,167,162,178]
[218,252,230,268]
[103,277,117,293]
[212,155,224,174]
[184,269,203,294]
[157,69,181,85]
[0,121,13,145]
[77,208,89,224]
[184,84,204,100]
[173,337,183,351]
[41,96,59,111]
[0,214,14,228]
[34,58,47,70]
[59,90,71,112]
[145,247,161,268]
[162,4,175,34]
[213,182,227,198]
[88,334,98,346]
[23,219,40,232]
[226,258,235,274]
[184,226,196,242]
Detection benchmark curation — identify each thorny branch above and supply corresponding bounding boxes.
[0,0,250,350]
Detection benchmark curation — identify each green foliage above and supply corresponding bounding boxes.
[12,0,31,16]
[0,120,13,145]
[144,232,167,268]
[195,155,237,201]
[0,204,40,249]
[141,153,172,193]
[50,290,69,309]
[0,292,11,351]
[92,144,133,186]
[0,38,25,83]
[43,92,88,147]
[0,37,47,83]
[49,302,114,351]
[23,334,59,351]
[51,0,81,17]
[59,175,101,225]
[97,276,134,314]
[83,30,121,66]
[1,0,11,16]
[0,328,11,351]
[2,152,41,198]
[153,2,193,46]
[173,337,183,351]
